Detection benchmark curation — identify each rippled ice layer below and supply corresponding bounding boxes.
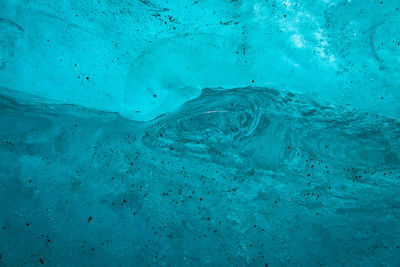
[1,88,400,266]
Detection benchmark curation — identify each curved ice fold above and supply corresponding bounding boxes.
[143,87,400,171]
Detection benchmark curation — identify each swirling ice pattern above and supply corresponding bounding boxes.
[142,87,400,172]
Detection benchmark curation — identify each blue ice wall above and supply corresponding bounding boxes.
[1,0,400,266]
[1,0,400,120]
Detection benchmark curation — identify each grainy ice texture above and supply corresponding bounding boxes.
[1,0,400,266]
[1,87,400,266]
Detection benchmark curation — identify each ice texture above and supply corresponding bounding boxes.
[1,0,400,120]
[1,0,400,266]
[1,87,400,266]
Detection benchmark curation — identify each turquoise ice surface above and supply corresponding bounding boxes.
[1,0,400,266]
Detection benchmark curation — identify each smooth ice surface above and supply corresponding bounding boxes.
[1,0,400,266]
[1,0,400,120]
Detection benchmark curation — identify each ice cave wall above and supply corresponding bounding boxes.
[1,0,400,120]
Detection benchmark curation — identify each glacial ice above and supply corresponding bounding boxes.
[1,86,400,265]
[1,0,400,266]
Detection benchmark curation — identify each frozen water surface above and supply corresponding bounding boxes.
[1,0,400,266]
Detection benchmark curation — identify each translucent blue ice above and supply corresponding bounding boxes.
[1,0,400,266]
